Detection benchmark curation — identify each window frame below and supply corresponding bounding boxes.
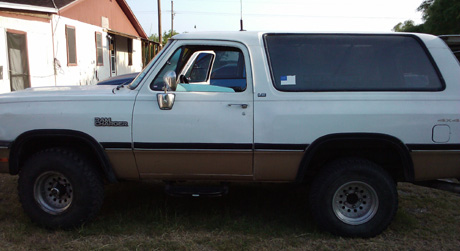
[263,33,446,92]
[65,25,77,66]
[149,45,248,93]
[95,32,103,66]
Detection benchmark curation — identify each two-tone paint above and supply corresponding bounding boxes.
[0,31,459,183]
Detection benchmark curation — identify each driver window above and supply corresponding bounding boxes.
[150,47,183,90]
[186,53,214,83]
[151,46,247,93]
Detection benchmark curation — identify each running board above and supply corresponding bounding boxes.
[414,179,460,194]
[165,184,229,197]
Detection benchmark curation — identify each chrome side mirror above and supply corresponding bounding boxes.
[163,71,177,91]
[157,71,177,110]
[157,93,175,110]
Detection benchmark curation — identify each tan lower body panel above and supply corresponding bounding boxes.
[411,151,460,181]
[135,150,253,180]
[105,150,140,180]
[254,151,304,181]
[0,148,9,173]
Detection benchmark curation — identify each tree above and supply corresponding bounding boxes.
[392,20,423,33]
[393,0,460,35]
[148,30,179,46]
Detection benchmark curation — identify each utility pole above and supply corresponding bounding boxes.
[171,0,174,34]
[158,0,162,48]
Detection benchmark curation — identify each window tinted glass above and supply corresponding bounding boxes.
[265,34,443,92]
[151,46,247,92]
[187,53,214,82]
[151,47,183,90]
[210,51,246,91]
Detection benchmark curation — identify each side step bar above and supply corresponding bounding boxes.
[165,183,229,197]
[414,179,460,194]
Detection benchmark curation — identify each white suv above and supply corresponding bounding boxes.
[0,32,459,237]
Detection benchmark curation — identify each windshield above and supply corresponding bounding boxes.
[129,40,174,89]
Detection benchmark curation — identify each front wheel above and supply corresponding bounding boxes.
[18,148,104,229]
[309,158,398,238]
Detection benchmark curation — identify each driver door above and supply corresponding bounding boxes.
[132,41,254,180]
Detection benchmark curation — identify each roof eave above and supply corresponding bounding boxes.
[0,2,57,13]
[116,0,148,39]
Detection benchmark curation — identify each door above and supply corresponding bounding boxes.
[109,36,116,76]
[7,30,30,91]
[132,41,254,180]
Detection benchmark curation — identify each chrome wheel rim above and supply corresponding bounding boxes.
[332,181,378,225]
[34,171,73,215]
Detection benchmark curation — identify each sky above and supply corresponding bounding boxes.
[125,0,425,36]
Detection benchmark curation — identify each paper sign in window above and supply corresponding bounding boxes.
[281,75,296,85]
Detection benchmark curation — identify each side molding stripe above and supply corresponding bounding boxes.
[134,143,253,150]
[101,142,310,151]
[408,144,460,151]
[255,143,308,151]
[101,142,460,151]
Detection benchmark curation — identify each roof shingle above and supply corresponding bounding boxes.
[0,0,76,9]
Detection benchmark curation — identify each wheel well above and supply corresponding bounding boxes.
[298,133,414,183]
[9,130,117,183]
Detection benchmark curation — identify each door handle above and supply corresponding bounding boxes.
[228,103,248,109]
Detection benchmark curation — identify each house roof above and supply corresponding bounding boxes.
[0,0,75,10]
[0,0,147,39]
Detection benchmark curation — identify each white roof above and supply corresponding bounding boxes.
[172,31,438,46]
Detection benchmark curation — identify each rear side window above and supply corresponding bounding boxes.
[264,34,444,92]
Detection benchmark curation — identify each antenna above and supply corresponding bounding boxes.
[240,0,245,31]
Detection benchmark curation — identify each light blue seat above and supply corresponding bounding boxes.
[176,84,235,93]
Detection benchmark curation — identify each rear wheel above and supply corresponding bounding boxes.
[309,158,398,237]
[18,148,104,229]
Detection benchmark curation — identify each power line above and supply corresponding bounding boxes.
[134,10,408,20]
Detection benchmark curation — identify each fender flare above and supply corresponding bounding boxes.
[9,129,118,183]
[295,133,414,183]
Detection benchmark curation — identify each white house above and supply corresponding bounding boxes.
[0,0,157,93]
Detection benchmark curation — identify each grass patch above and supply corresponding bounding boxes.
[0,174,459,250]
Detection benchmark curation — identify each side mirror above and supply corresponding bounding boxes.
[163,71,177,91]
[157,92,175,110]
[157,71,177,110]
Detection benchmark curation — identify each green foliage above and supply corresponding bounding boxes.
[393,0,460,35]
[149,30,180,46]
[392,20,424,32]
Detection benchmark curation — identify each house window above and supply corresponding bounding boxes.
[66,25,77,65]
[128,38,133,66]
[95,32,103,66]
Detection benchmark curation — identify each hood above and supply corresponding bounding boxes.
[0,85,131,103]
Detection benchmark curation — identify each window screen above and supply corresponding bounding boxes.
[95,32,103,65]
[210,51,246,91]
[66,26,77,65]
[264,34,444,92]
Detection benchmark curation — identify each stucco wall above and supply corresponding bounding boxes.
[52,15,143,85]
[0,28,6,94]
[114,35,143,76]
[0,13,144,93]
[53,15,106,86]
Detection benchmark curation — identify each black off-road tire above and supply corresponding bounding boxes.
[18,148,104,229]
[309,158,398,238]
